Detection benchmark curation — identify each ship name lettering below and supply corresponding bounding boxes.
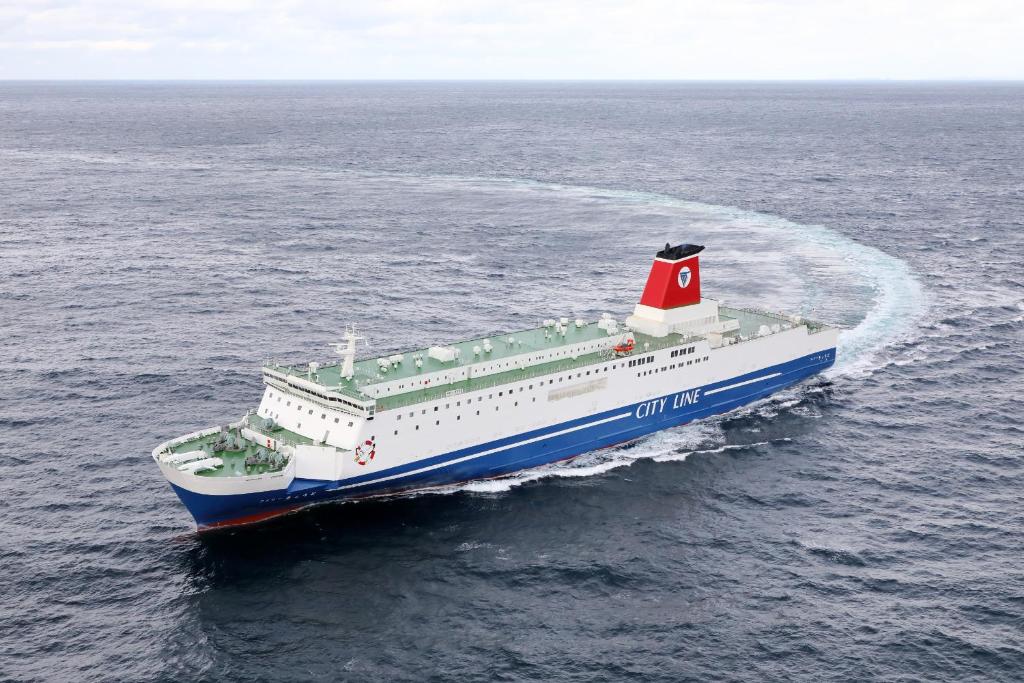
[635,397,668,419]
[671,389,702,410]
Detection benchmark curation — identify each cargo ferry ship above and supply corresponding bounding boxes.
[153,243,837,529]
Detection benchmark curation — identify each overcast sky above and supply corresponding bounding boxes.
[0,0,1021,80]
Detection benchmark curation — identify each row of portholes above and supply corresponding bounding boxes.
[393,396,542,435]
[637,356,709,378]
[387,353,697,436]
[392,358,643,422]
[261,390,356,429]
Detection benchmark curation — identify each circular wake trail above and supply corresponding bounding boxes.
[325,172,928,497]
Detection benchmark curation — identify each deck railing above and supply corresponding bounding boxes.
[373,331,700,412]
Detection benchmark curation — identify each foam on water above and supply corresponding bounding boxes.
[378,173,928,376]
[354,175,927,497]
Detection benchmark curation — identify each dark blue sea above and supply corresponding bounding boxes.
[1,82,1022,682]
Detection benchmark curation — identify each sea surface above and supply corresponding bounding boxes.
[0,82,1022,682]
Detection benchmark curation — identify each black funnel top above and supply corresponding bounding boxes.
[656,243,705,260]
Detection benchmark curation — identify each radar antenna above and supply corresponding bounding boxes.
[329,324,365,380]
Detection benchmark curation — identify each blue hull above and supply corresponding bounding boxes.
[170,349,835,528]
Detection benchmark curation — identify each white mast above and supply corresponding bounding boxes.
[329,325,364,380]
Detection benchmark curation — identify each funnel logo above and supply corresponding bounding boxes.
[677,266,692,289]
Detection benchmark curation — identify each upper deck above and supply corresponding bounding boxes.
[261,304,825,413]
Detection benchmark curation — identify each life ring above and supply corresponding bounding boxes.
[354,438,376,466]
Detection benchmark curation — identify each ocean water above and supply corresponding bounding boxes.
[0,82,1022,682]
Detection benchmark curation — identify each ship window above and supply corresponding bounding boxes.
[532,397,536,402]
[415,425,419,430]
[286,401,291,406]
[320,413,325,419]
[499,391,503,396]
[476,410,480,415]
[408,412,413,417]
[348,421,354,427]
[457,415,461,421]
[308,409,313,415]
[334,417,339,423]
[529,384,533,389]
[297,422,301,429]
[687,361,692,365]
[457,401,461,406]
[514,402,518,407]
[394,430,398,435]
[277,397,281,402]
[396,414,401,421]
[435,420,440,426]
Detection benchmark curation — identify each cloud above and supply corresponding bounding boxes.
[0,0,1021,78]
[6,39,153,50]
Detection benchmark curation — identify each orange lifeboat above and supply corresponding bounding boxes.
[613,337,635,355]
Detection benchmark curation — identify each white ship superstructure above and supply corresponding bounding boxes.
[153,244,837,528]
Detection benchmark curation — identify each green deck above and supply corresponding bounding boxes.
[168,417,309,477]
[262,306,820,413]
[266,320,627,404]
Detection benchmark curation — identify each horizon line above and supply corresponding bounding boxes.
[1,77,1022,83]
